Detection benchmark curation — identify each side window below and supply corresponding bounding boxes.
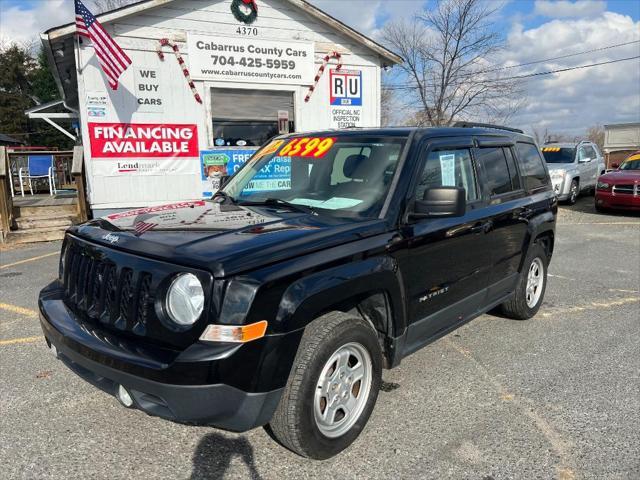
[515,143,550,191]
[584,145,596,160]
[416,148,479,203]
[577,147,588,161]
[475,147,513,196]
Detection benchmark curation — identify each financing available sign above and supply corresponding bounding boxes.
[89,123,199,158]
[187,34,314,85]
[88,123,199,176]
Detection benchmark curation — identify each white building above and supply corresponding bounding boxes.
[603,122,640,169]
[41,0,400,216]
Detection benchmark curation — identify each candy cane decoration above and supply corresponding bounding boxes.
[304,51,342,103]
[156,38,202,104]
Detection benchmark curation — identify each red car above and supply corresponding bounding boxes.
[595,152,640,212]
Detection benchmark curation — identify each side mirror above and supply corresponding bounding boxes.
[611,163,620,169]
[410,187,466,220]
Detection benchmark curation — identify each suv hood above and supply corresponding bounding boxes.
[547,163,577,171]
[599,170,640,183]
[70,201,386,278]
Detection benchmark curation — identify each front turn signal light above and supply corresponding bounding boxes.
[200,320,268,343]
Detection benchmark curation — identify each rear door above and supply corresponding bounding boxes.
[473,138,530,303]
[396,138,494,353]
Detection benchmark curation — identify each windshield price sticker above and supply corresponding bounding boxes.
[279,137,336,158]
[254,139,285,160]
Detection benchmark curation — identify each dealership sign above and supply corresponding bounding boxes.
[187,34,314,85]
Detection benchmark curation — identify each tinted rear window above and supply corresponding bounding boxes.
[516,143,550,191]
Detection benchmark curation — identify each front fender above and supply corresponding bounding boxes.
[273,256,408,338]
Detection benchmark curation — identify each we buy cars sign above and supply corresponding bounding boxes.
[88,123,199,176]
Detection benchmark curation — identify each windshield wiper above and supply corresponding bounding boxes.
[211,191,237,204]
[239,198,317,215]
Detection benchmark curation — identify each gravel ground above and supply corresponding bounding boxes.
[1,196,638,480]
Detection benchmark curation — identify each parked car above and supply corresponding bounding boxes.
[542,141,605,204]
[39,124,556,459]
[595,151,640,212]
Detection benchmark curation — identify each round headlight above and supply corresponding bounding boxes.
[596,181,610,190]
[166,273,204,327]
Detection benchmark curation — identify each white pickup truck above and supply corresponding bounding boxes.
[541,141,606,204]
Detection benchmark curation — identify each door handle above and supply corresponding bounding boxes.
[470,221,492,234]
[520,207,534,219]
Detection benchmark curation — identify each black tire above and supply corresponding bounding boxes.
[500,243,548,320]
[595,203,608,214]
[268,312,382,459]
[565,179,579,205]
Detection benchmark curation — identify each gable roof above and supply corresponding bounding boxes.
[43,0,401,65]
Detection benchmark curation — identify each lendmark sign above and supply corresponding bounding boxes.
[88,123,199,158]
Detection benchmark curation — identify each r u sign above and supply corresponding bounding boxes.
[330,69,362,106]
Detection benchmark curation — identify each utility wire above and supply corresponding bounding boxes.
[472,39,640,76]
[384,55,640,90]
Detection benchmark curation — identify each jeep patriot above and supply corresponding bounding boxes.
[39,124,557,459]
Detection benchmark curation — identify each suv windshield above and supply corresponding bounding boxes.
[620,159,640,170]
[542,147,576,164]
[222,135,407,218]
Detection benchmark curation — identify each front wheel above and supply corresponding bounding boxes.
[268,312,382,459]
[500,243,548,320]
[566,179,579,205]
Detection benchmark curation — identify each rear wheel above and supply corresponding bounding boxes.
[268,312,382,459]
[501,243,548,320]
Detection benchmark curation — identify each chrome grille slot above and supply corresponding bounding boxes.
[115,268,134,331]
[612,184,635,194]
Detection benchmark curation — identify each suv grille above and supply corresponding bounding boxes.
[63,244,152,336]
[612,184,638,195]
[60,235,214,348]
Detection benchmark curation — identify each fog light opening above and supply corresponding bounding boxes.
[116,384,134,408]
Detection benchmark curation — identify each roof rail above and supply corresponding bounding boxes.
[453,121,524,134]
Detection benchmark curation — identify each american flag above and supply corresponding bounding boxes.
[134,221,158,236]
[75,0,131,90]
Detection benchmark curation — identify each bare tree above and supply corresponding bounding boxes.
[92,0,134,13]
[586,125,605,152]
[382,0,522,126]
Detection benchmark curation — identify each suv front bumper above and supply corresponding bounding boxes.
[39,281,295,432]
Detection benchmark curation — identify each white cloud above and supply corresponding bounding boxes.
[0,0,71,46]
[534,0,607,19]
[310,0,426,37]
[503,12,640,135]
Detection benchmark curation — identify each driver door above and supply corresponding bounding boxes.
[396,139,493,355]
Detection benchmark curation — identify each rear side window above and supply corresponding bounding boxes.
[516,143,550,191]
[475,147,520,196]
[416,148,479,203]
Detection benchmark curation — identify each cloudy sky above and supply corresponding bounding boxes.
[1,0,639,135]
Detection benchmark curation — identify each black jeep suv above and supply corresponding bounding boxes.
[39,124,556,459]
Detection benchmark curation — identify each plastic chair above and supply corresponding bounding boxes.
[19,155,56,196]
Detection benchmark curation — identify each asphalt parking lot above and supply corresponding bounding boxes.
[1,196,638,480]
